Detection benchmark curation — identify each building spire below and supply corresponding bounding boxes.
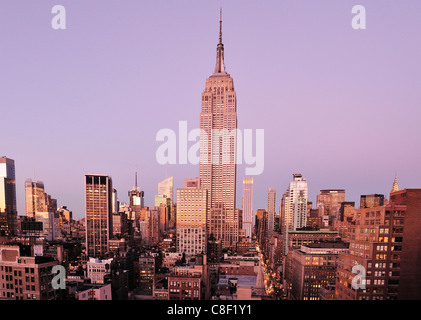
[214,7,226,74]
[391,174,399,194]
[134,166,139,190]
[219,7,223,44]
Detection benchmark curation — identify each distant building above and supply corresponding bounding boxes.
[267,188,276,238]
[158,177,174,201]
[306,209,321,230]
[24,179,61,241]
[85,174,113,259]
[282,174,308,255]
[241,178,254,238]
[34,212,61,241]
[316,189,345,226]
[360,194,384,209]
[0,157,18,236]
[339,201,355,222]
[25,179,57,217]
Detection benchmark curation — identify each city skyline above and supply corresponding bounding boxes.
[1,0,421,304]
[2,1,421,220]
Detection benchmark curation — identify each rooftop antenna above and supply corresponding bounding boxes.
[135,166,138,188]
[219,7,223,44]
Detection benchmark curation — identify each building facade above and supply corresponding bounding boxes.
[85,174,113,259]
[176,178,208,257]
[242,178,254,238]
[0,157,17,236]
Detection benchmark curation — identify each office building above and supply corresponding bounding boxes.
[0,157,17,236]
[176,178,208,257]
[241,178,253,238]
[282,174,308,255]
[85,174,113,259]
[290,241,349,300]
[267,188,276,238]
[0,245,58,300]
[360,194,384,209]
[316,189,345,226]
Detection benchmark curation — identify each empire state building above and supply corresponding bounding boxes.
[199,11,238,248]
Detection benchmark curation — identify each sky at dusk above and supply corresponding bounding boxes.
[1,0,421,219]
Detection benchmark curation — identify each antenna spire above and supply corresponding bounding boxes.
[219,7,223,44]
[214,7,226,74]
[134,166,139,190]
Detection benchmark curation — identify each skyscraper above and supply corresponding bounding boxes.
[391,175,399,194]
[360,194,384,209]
[24,179,61,240]
[267,188,276,238]
[128,169,144,234]
[282,174,308,255]
[199,11,238,248]
[25,179,57,217]
[242,178,253,238]
[316,189,345,226]
[158,176,174,202]
[0,157,17,236]
[85,174,113,258]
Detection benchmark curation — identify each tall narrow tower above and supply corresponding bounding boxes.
[267,188,276,238]
[282,174,308,255]
[391,175,399,194]
[199,10,238,248]
[0,157,17,236]
[85,174,113,258]
[242,178,254,238]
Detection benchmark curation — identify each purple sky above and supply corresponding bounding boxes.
[1,1,421,220]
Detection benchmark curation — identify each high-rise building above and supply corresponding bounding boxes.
[255,209,268,249]
[267,188,276,238]
[85,174,113,259]
[24,179,60,241]
[241,178,253,238]
[25,179,58,217]
[176,178,208,257]
[360,194,384,209]
[157,176,174,231]
[339,201,355,222]
[282,174,308,252]
[158,176,174,201]
[141,206,161,246]
[127,170,144,235]
[199,11,238,248]
[316,189,345,226]
[0,157,17,236]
